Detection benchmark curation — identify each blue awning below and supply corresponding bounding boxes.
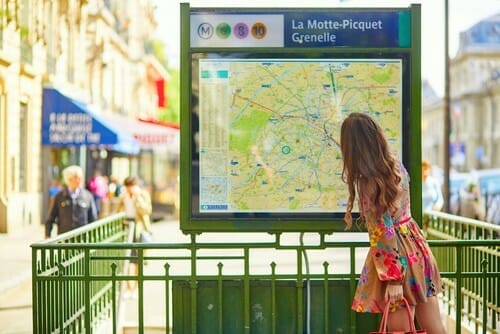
[42,88,140,154]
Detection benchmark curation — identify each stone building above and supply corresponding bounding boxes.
[0,0,174,232]
[421,79,444,166]
[422,13,500,172]
[0,0,45,232]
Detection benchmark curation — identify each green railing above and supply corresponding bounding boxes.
[31,213,131,333]
[424,211,500,334]
[32,213,500,334]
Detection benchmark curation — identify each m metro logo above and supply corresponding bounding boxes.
[197,23,214,39]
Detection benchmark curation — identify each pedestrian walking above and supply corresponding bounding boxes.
[115,176,153,293]
[459,182,486,220]
[45,165,98,238]
[87,170,108,216]
[339,113,446,334]
[486,193,500,238]
[422,160,443,212]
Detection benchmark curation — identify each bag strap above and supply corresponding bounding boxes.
[378,298,417,333]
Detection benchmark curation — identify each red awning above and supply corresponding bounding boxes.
[102,114,179,153]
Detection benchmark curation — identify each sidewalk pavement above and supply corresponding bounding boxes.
[0,223,45,295]
[0,222,45,334]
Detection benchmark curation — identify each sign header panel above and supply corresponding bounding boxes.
[190,10,410,48]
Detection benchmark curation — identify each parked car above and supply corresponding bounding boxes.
[486,192,500,228]
[459,169,500,221]
[449,172,468,215]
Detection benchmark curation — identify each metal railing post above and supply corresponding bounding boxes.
[190,233,197,334]
[481,259,488,334]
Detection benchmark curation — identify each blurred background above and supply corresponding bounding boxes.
[0,0,498,234]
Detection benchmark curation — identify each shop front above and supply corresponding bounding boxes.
[100,114,180,218]
[41,87,180,220]
[41,87,141,219]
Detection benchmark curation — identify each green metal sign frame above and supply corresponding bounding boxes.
[180,4,422,233]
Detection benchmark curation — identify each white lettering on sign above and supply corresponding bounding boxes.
[291,19,384,31]
[289,18,384,46]
[292,32,336,44]
[48,112,101,144]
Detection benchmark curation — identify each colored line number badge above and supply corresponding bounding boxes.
[251,22,267,39]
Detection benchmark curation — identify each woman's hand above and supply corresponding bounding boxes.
[385,284,403,304]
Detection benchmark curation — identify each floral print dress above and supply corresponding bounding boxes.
[351,163,444,313]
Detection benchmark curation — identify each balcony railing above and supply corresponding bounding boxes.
[31,213,499,334]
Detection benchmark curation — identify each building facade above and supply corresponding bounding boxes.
[422,13,500,172]
[0,0,45,232]
[0,0,175,233]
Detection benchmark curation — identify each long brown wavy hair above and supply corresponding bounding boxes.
[340,113,401,230]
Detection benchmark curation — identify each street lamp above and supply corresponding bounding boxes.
[443,0,451,212]
[486,68,499,168]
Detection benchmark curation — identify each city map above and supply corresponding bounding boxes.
[198,58,402,213]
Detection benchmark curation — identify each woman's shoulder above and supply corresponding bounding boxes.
[396,160,410,181]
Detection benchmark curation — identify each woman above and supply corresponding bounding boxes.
[422,160,443,212]
[115,176,152,292]
[340,113,446,333]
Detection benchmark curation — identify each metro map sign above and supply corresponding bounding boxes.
[180,4,422,233]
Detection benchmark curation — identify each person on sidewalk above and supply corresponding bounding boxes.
[115,176,153,292]
[339,113,446,334]
[87,170,108,217]
[459,182,486,221]
[422,160,443,212]
[45,165,98,238]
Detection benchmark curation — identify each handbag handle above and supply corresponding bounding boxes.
[378,298,417,333]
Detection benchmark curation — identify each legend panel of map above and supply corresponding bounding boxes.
[197,58,402,213]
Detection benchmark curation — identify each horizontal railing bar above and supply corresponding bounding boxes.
[34,271,500,280]
[90,255,246,261]
[32,239,500,249]
[34,274,352,281]
[425,211,500,229]
[439,272,499,278]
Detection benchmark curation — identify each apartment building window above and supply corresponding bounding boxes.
[20,0,33,64]
[67,26,74,83]
[46,1,56,75]
[19,103,28,192]
[0,0,6,48]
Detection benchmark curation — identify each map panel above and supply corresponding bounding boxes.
[198,58,402,213]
